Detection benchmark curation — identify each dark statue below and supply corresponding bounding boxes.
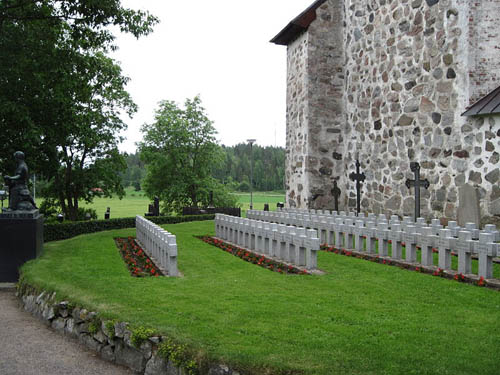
[3,151,37,212]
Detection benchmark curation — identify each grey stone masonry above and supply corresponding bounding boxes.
[277,0,500,220]
[246,209,500,280]
[215,214,320,271]
[19,289,243,375]
[136,216,178,277]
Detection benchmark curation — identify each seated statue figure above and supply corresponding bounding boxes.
[3,151,37,211]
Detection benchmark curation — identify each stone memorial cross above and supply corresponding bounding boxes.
[349,160,366,215]
[331,180,341,212]
[405,162,430,221]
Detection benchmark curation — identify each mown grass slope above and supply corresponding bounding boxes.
[21,220,500,375]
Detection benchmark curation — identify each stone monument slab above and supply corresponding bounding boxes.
[457,184,480,227]
[0,213,44,282]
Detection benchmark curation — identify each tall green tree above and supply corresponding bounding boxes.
[139,96,237,214]
[0,0,158,220]
[212,144,285,192]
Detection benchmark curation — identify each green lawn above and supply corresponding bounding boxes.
[21,220,500,375]
[231,191,284,217]
[36,188,285,219]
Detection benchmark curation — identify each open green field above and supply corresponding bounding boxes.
[231,191,285,216]
[21,221,500,375]
[37,188,285,219]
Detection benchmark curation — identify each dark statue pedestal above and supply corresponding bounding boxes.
[0,211,43,282]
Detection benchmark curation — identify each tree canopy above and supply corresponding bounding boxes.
[139,96,238,213]
[213,144,285,192]
[0,0,158,220]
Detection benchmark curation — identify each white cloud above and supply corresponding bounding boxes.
[112,0,313,151]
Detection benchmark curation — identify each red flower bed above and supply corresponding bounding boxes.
[198,236,310,275]
[115,237,162,277]
[319,244,496,289]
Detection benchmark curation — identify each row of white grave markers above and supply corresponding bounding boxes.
[246,210,500,279]
[215,214,320,270]
[135,216,178,277]
[251,209,500,241]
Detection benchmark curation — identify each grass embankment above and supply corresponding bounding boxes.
[21,221,500,375]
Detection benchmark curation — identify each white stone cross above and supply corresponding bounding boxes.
[277,224,288,261]
[285,225,296,263]
[446,221,461,238]
[403,225,418,263]
[430,219,443,236]
[353,220,365,252]
[437,229,455,270]
[476,233,499,279]
[455,230,475,275]
[483,224,500,242]
[418,227,437,267]
[342,218,355,249]
[166,234,178,277]
[294,227,307,267]
[376,222,389,256]
[305,229,320,270]
[334,218,343,248]
[364,221,377,254]
[388,223,403,260]
[270,223,279,257]
[326,216,336,245]
[464,222,480,240]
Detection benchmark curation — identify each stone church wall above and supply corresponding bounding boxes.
[286,0,345,209]
[283,0,499,220]
[341,0,500,220]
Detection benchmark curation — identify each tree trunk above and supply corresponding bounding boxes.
[190,185,198,207]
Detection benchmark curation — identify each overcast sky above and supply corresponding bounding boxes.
[112,0,313,152]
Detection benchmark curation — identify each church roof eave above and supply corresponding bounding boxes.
[270,0,327,46]
[462,85,500,116]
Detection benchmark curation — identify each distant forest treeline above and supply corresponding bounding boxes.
[122,144,285,193]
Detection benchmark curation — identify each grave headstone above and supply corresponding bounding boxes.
[457,184,480,227]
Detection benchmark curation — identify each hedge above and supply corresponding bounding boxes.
[43,214,215,242]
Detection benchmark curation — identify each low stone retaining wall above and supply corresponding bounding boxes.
[17,285,241,375]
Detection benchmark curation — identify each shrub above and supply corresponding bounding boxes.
[238,181,250,192]
[39,198,59,218]
[130,326,155,347]
[43,214,215,242]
